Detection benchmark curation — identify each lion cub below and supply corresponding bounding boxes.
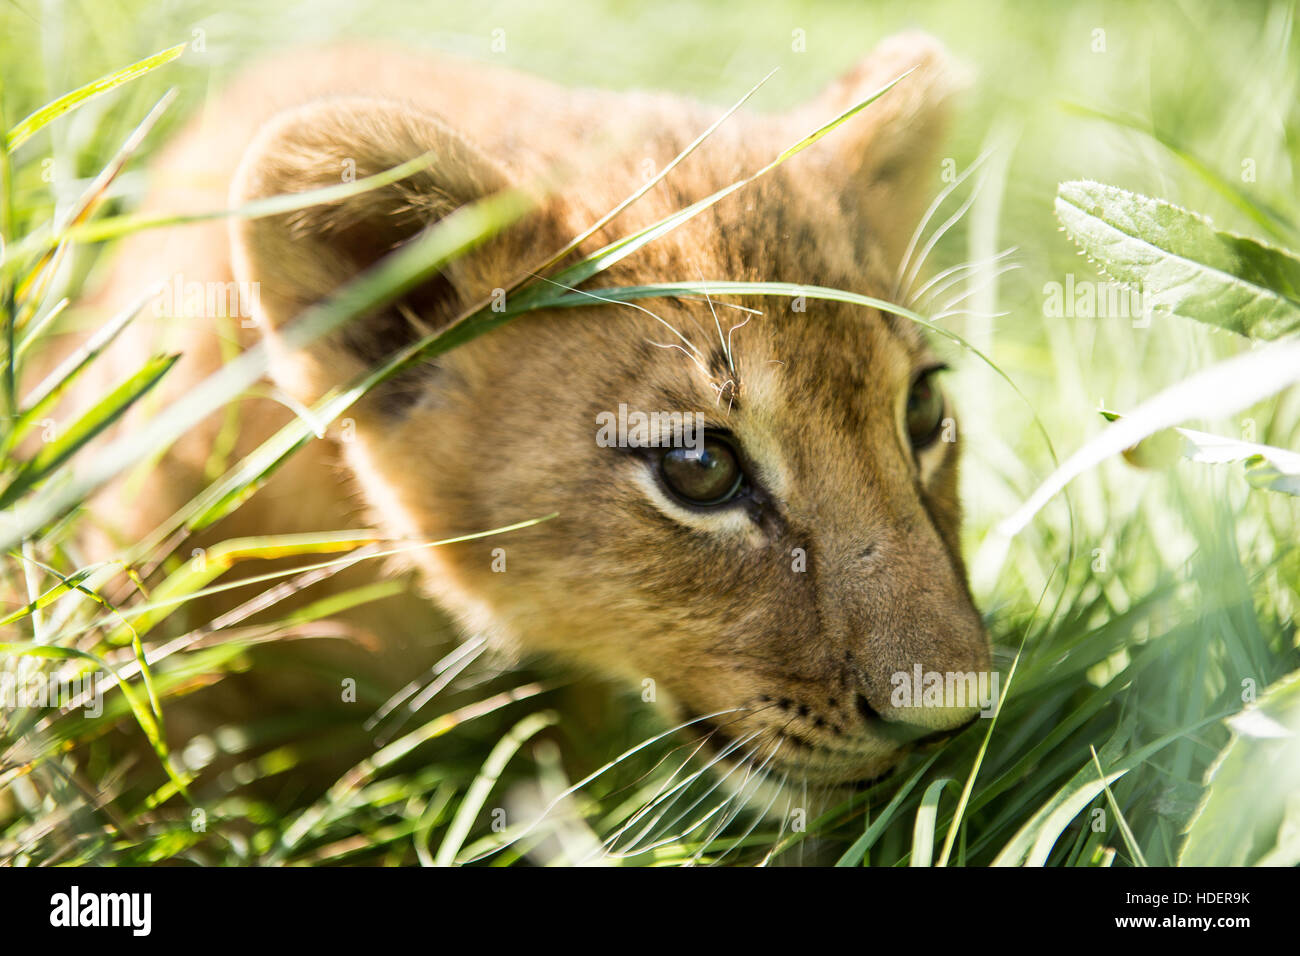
[81,32,990,785]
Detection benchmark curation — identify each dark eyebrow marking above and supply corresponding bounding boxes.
[706,345,733,377]
[701,347,743,411]
[878,306,924,349]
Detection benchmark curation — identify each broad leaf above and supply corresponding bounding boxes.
[1181,671,1300,866]
[1056,180,1300,340]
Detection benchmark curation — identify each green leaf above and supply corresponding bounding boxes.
[1180,671,1300,866]
[1243,453,1300,495]
[5,43,186,152]
[1056,180,1300,340]
[1174,425,1300,494]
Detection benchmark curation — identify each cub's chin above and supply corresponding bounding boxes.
[682,706,980,798]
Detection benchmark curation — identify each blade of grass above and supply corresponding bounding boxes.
[434,710,558,866]
[530,68,779,280]
[12,89,176,322]
[4,43,186,152]
[69,516,554,644]
[0,352,178,509]
[277,682,550,855]
[993,710,1228,866]
[536,67,916,296]
[14,297,67,360]
[1089,744,1148,866]
[100,530,379,645]
[4,289,154,453]
[910,778,956,867]
[835,752,940,866]
[0,643,188,799]
[0,563,101,626]
[8,150,450,273]
[1,79,16,424]
[0,185,530,549]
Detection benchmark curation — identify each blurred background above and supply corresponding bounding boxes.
[1,0,1297,865]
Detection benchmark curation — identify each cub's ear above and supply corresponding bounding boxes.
[229,96,553,403]
[797,32,967,274]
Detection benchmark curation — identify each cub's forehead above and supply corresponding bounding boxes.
[733,308,926,426]
[598,301,926,430]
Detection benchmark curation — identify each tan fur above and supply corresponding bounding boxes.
[72,33,989,785]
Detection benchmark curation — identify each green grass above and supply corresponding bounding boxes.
[1,0,1298,866]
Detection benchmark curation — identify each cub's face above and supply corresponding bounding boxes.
[231,34,990,785]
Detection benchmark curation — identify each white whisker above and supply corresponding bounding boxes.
[457,708,745,864]
[892,147,995,302]
[756,771,793,866]
[695,263,729,372]
[899,187,982,304]
[928,262,1021,316]
[647,339,711,376]
[909,247,1017,308]
[690,736,785,865]
[607,730,763,855]
[724,311,753,373]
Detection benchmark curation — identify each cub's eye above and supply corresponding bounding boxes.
[905,368,947,450]
[660,435,744,506]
